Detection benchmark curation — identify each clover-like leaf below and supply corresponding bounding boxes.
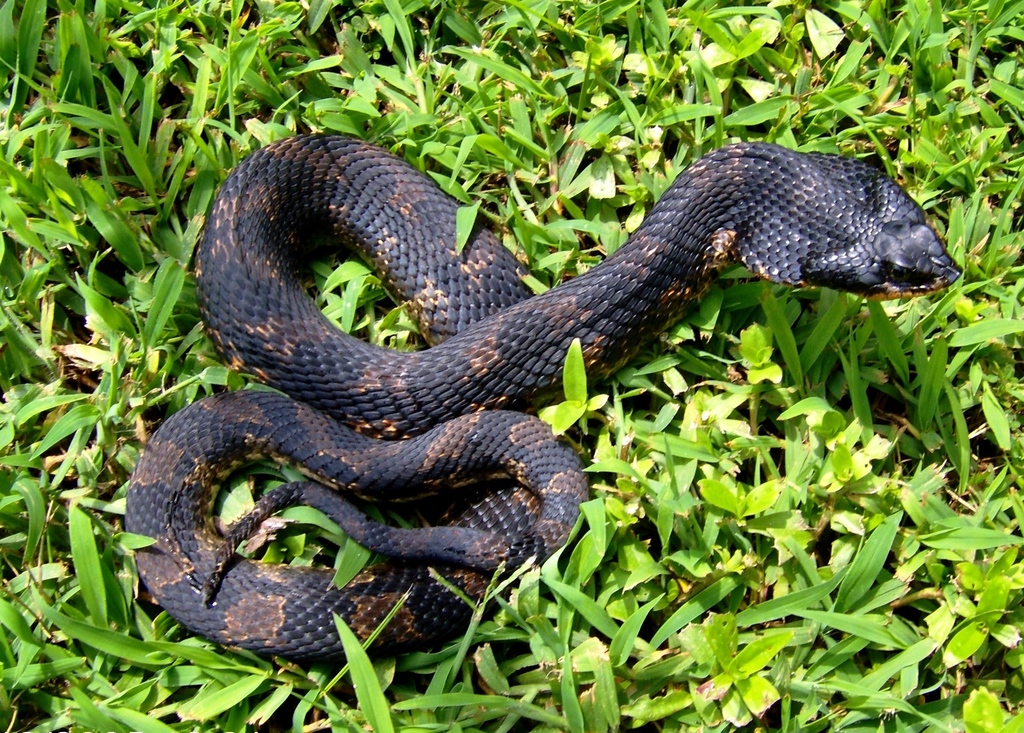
[734,675,781,718]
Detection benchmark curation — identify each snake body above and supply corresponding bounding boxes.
[127,135,959,662]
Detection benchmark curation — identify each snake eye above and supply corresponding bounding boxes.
[886,262,911,281]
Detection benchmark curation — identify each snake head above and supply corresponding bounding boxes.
[794,154,961,299]
[706,144,960,300]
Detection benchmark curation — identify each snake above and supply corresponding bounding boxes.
[126,135,959,662]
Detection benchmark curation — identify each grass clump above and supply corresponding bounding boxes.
[2,0,1024,731]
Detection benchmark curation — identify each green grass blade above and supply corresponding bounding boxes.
[834,512,902,614]
[736,571,845,628]
[760,289,803,387]
[68,506,107,628]
[798,294,848,374]
[336,617,395,733]
[177,675,267,721]
[867,301,910,383]
[651,576,743,648]
[141,258,186,345]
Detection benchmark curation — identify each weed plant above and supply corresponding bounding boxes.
[2,0,1023,731]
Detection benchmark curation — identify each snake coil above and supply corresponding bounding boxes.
[127,136,959,662]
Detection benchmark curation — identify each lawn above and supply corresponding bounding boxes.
[2,0,1023,730]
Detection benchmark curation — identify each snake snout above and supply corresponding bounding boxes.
[868,220,961,298]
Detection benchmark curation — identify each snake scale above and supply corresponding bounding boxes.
[126,135,959,662]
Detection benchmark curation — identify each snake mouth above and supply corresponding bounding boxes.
[865,268,961,300]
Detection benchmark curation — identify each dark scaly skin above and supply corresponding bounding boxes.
[129,391,584,661]
[196,137,960,437]
[127,135,960,662]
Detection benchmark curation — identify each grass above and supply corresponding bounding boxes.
[1,0,1023,730]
